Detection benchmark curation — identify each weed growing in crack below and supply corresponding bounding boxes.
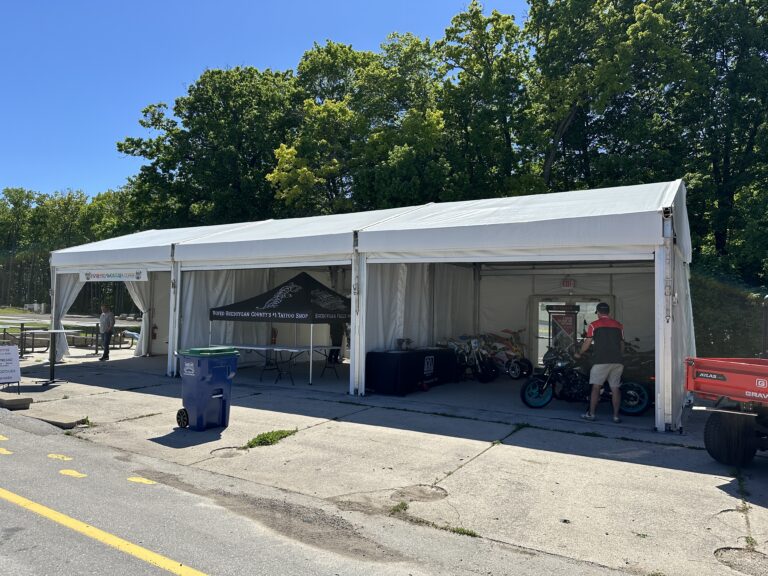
[243,429,297,448]
[447,526,479,537]
[389,501,408,515]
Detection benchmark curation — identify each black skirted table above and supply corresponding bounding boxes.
[365,348,459,396]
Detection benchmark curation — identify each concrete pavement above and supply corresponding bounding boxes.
[2,345,767,576]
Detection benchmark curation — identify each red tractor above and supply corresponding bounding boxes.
[685,357,768,467]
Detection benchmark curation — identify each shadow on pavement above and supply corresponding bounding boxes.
[149,427,224,448]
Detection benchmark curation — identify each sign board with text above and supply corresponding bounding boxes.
[79,269,148,282]
[0,346,21,384]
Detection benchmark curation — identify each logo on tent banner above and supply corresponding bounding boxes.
[263,283,302,309]
[310,289,348,312]
[757,379,767,389]
[80,269,148,282]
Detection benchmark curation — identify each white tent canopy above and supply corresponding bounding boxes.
[50,180,695,432]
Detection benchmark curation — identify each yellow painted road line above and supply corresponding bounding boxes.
[127,476,157,485]
[59,469,87,478]
[0,434,8,441]
[0,486,208,576]
[48,453,73,461]
[0,447,12,455]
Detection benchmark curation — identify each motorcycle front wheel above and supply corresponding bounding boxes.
[520,375,554,408]
[618,381,651,416]
[506,359,523,379]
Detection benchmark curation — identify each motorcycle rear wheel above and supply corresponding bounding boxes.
[520,375,554,408]
[618,381,650,416]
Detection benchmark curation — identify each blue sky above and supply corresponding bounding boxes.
[0,1,527,198]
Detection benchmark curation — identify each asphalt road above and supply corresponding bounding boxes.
[0,414,633,576]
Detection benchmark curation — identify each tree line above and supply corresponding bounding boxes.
[2,1,766,353]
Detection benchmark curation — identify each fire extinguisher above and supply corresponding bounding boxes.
[151,324,158,340]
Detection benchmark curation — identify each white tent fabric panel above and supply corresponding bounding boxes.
[365,264,406,352]
[672,250,696,428]
[403,264,431,347]
[125,280,152,357]
[360,213,661,256]
[479,275,533,337]
[433,264,475,342]
[149,272,171,355]
[358,181,684,257]
[174,207,417,265]
[52,273,85,361]
[179,270,236,351]
[364,246,656,264]
[364,263,433,352]
[51,223,245,267]
[672,183,693,262]
[230,268,270,347]
[613,273,655,347]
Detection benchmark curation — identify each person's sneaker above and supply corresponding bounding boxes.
[581,412,596,421]
[613,416,622,423]
[98,357,107,361]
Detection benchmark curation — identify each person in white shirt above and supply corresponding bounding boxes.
[99,304,115,361]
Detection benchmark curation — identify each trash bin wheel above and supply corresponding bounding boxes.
[176,408,189,429]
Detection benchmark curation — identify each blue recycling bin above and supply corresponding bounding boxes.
[176,347,239,431]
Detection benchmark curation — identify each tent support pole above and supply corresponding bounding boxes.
[166,256,180,377]
[654,232,674,432]
[473,264,481,334]
[351,246,366,396]
[208,321,212,346]
[309,323,314,385]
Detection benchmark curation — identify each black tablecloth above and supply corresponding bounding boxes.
[365,348,459,396]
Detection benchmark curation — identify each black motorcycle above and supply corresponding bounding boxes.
[519,346,650,415]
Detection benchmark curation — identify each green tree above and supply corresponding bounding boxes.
[671,0,768,260]
[438,1,534,199]
[268,98,361,215]
[118,67,301,227]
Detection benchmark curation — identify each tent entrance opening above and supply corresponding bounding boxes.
[533,297,612,364]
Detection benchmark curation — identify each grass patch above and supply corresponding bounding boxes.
[0,307,30,316]
[389,501,408,515]
[243,428,297,448]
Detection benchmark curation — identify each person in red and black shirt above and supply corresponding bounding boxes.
[575,302,624,422]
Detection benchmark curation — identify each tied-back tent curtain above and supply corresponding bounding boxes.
[52,272,85,361]
[125,280,151,356]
